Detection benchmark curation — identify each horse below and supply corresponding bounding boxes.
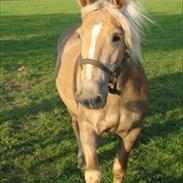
[56,0,150,182]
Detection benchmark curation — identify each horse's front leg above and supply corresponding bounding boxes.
[70,113,85,170]
[79,122,101,183]
[113,127,142,183]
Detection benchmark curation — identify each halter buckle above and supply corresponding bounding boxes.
[108,73,121,95]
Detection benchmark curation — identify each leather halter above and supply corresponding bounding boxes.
[78,51,130,95]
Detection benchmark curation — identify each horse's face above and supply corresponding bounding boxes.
[76,3,126,109]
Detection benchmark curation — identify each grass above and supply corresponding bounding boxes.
[0,0,182,182]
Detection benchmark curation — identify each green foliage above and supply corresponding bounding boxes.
[0,0,182,182]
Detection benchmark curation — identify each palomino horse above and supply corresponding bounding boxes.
[56,0,149,182]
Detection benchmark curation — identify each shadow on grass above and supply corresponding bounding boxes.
[0,11,182,79]
[1,13,81,73]
[0,96,65,122]
[126,166,183,183]
[1,13,80,56]
[1,13,182,59]
[143,14,182,52]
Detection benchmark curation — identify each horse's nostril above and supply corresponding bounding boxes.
[75,90,105,109]
[95,96,102,105]
[83,99,90,107]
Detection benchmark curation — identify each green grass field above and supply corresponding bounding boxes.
[0,0,182,182]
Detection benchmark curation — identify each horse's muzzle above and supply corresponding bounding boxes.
[75,91,106,109]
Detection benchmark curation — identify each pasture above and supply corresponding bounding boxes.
[0,0,182,182]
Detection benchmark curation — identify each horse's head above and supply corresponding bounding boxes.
[76,0,145,109]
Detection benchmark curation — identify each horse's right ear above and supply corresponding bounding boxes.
[77,0,97,7]
[112,0,126,9]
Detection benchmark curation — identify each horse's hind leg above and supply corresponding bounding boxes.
[70,112,85,170]
[79,122,101,183]
[112,127,142,183]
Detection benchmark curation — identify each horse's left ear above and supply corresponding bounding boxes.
[77,0,98,7]
[112,0,126,9]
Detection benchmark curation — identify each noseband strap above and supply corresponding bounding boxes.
[79,59,114,76]
[79,51,130,95]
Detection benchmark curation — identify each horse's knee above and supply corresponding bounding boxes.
[85,170,101,183]
[112,158,125,183]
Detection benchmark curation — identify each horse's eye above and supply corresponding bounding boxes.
[112,35,121,42]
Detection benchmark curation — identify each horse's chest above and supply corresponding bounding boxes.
[107,109,141,133]
[117,109,142,132]
[83,107,142,135]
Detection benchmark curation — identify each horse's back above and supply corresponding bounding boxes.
[56,25,81,115]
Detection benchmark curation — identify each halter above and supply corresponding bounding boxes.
[78,50,130,95]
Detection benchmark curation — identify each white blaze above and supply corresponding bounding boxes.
[89,23,102,58]
[85,23,102,79]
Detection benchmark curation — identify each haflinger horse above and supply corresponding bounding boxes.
[56,0,150,182]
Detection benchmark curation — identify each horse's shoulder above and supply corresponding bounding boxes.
[121,61,149,112]
[126,61,148,88]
